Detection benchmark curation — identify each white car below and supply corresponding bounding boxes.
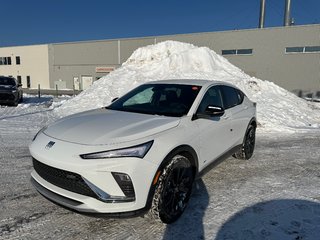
[30,79,256,224]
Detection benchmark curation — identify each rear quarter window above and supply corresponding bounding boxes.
[221,85,243,109]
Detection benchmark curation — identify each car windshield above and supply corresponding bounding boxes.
[0,77,16,86]
[107,83,202,117]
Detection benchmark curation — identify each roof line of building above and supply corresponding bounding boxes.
[1,23,319,49]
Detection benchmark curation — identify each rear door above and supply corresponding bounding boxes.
[220,85,249,146]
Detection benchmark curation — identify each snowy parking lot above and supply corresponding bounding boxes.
[0,96,319,240]
[1,41,320,239]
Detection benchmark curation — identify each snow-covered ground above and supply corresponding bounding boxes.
[0,41,320,239]
[0,96,319,240]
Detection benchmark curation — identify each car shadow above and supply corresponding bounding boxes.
[162,179,209,240]
[215,199,320,240]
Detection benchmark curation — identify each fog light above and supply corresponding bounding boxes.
[112,172,135,199]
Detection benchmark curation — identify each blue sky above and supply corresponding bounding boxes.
[1,0,319,47]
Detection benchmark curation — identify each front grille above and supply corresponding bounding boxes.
[0,93,15,101]
[32,158,97,199]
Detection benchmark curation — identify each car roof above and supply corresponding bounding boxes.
[0,76,15,80]
[146,79,236,88]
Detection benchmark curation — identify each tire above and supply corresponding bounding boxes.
[233,124,256,160]
[12,100,18,107]
[149,154,195,224]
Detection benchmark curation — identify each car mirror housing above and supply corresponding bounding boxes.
[192,105,225,121]
[205,105,225,116]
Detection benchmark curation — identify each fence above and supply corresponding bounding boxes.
[23,84,82,97]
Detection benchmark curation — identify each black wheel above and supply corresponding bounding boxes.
[233,124,256,160]
[150,155,195,224]
[19,94,23,103]
[12,100,19,107]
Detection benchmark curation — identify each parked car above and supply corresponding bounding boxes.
[30,79,256,224]
[0,76,23,106]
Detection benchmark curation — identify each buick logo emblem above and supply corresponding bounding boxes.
[45,141,55,149]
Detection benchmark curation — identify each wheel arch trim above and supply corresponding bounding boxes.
[144,144,199,211]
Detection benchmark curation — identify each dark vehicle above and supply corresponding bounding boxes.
[0,76,23,106]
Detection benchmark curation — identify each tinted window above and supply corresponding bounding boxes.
[285,47,304,53]
[237,49,253,55]
[221,86,240,109]
[236,89,245,104]
[108,84,201,117]
[222,50,236,55]
[0,77,16,86]
[197,86,223,114]
[305,46,320,52]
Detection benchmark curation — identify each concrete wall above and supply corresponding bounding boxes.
[49,38,156,89]
[2,24,318,92]
[0,45,50,89]
[156,24,320,91]
[49,41,119,89]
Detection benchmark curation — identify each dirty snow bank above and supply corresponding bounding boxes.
[55,41,320,132]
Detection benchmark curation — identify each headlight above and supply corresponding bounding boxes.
[80,141,153,159]
[32,126,47,141]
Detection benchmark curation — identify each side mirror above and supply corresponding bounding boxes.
[192,105,225,121]
[205,105,225,116]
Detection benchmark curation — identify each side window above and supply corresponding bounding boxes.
[236,89,245,104]
[197,86,223,114]
[221,86,241,109]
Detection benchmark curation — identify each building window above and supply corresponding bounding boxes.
[285,47,304,53]
[17,76,22,85]
[27,76,31,88]
[0,57,12,65]
[16,56,21,65]
[237,49,253,55]
[305,46,320,53]
[222,49,253,55]
[285,46,320,53]
[222,49,237,55]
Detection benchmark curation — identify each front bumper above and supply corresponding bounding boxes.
[0,91,19,104]
[29,133,158,214]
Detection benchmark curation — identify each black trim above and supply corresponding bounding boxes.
[144,145,198,212]
[33,158,98,199]
[31,177,82,206]
[197,144,242,178]
[31,177,149,219]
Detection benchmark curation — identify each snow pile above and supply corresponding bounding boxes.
[56,41,320,132]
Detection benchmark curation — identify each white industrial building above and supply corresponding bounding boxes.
[0,24,319,93]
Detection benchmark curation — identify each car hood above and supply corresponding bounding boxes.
[44,108,180,145]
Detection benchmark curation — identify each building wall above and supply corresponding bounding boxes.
[0,45,50,89]
[49,38,156,90]
[2,25,319,92]
[156,24,320,91]
[50,24,319,92]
